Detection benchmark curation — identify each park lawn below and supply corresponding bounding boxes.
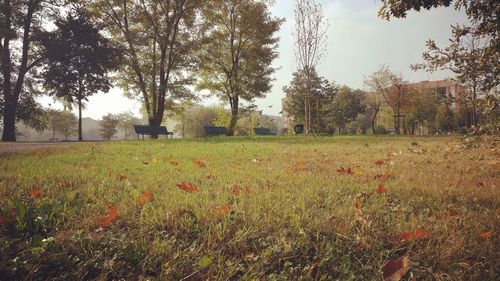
[0,136,498,280]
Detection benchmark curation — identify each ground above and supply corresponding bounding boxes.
[0,136,498,280]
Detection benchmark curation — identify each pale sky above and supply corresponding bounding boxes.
[39,0,469,120]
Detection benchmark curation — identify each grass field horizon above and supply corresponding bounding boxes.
[0,136,498,280]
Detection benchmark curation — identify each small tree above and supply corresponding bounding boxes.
[324,86,364,134]
[40,9,119,141]
[56,111,78,141]
[99,114,119,140]
[116,112,141,140]
[174,107,217,137]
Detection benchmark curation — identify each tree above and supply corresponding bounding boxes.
[99,113,119,140]
[365,65,410,134]
[173,106,217,137]
[1,0,58,141]
[283,67,336,133]
[404,89,440,134]
[53,110,78,141]
[293,0,328,134]
[324,86,364,134]
[197,0,282,136]
[88,0,201,138]
[364,74,386,134]
[116,111,141,139]
[40,10,120,141]
[379,0,499,127]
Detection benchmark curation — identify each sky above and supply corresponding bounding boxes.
[39,0,469,120]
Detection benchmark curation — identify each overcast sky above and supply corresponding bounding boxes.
[40,0,469,120]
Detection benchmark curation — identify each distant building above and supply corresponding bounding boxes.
[407,80,467,110]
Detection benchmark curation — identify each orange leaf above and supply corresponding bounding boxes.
[193,159,208,168]
[354,197,361,210]
[101,207,119,228]
[177,182,199,193]
[136,191,153,207]
[375,159,385,166]
[478,230,492,240]
[213,204,232,216]
[399,228,431,241]
[382,256,410,281]
[28,188,42,198]
[377,184,386,194]
[295,162,306,171]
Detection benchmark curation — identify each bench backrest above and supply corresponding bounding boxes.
[204,126,227,136]
[134,125,169,135]
[254,127,273,135]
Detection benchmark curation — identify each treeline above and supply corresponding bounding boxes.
[283,65,498,136]
[0,0,283,141]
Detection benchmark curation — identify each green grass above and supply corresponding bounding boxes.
[0,136,498,280]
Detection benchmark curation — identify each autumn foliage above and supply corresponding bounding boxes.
[101,207,119,228]
[177,182,199,193]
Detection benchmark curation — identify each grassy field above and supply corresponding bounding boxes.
[0,136,498,280]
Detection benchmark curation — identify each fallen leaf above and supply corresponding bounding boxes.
[213,204,232,216]
[117,174,127,181]
[28,188,42,198]
[478,230,492,240]
[193,159,208,168]
[382,256,410,281]
[295,162,306,171]
[377,184,386,194]
[251,159,260,164]
[142,160,149,165]
[337,166,353,175]
[136,191,153,207]
[399,228,431,241]
[152,158,159,164]
[354,197,361,210]
[375,160,385,166]
[177,182,199,193]
[169,160,179,166]
[101,207,119,228]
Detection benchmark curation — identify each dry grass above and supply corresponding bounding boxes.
[0,136,498,280]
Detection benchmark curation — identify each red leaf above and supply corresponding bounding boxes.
[354,197,361,210]
[375,159,385,166]
[377,184,386,194]
[101,207,119,228]
[478,230,492,240]
[28,188,42,198]
[177,182,199,193]
[117,174,127,181]
[213,204,232,216]
[337,166,353,175]
[382,256,409,281]
[136,191,153,207]
[193,159,208,168]
[399,228,431,241]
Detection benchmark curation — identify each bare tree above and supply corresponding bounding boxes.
[293,0,328,134]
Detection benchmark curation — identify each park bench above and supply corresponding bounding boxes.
[254,127,273,135]
[133,125,174,139]
[204,126,227,136]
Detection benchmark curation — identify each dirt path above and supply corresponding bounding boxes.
[0,142,77,155]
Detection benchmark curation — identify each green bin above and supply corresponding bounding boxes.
[294,124,304,134]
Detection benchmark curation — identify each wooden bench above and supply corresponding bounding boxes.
[133,125,174,139]
[204,126,227,136]
[254,127,273,135]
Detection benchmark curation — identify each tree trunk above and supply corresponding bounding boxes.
[316,98,320,134]
[304,96,308,134]
[78,98,83,141]
[228,97,239,136]
[1,97,17,142]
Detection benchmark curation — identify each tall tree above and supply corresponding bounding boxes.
[40,9,119,141]
[197,0,282,136]
[324,86,364,134]
[293,0,328,134]
[379,0,500,126]
[87,0,201,138]
[0,0,57,141]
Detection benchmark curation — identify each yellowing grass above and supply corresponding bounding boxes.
[0,136,498,280]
